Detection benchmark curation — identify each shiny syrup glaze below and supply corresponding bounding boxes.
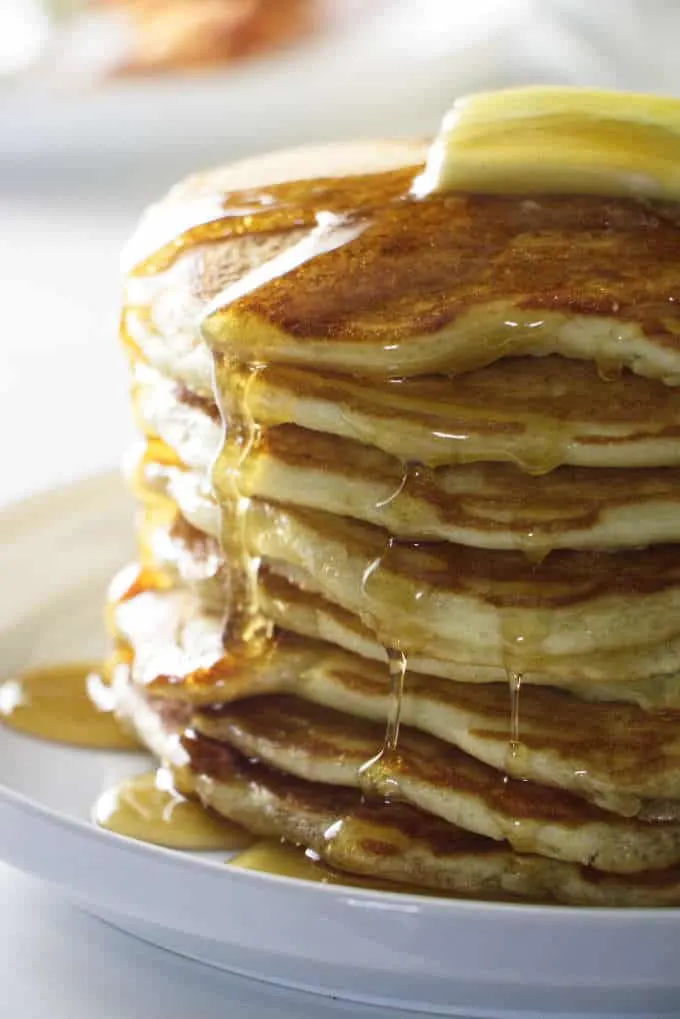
[229,838,470,897]
[0,663,140,750]
[93,768,253,850]
[229,839,397,888]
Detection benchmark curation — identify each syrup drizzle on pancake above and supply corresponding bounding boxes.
[212,359,272,653]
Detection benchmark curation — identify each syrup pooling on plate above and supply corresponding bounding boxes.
[0,662,140,750]
[211,359,272,654]
[230,839,356,884]
[229,839,451,895]
[94,767,253,850]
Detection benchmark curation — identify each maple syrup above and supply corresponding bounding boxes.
[94,767,253,849]
[0,663,139,750]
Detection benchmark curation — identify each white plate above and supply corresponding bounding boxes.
[0,473,679,1019]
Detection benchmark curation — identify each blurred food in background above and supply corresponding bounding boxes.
[1,0,381,83]
[91,0,319,76]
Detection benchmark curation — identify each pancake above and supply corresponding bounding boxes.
[191,736,680,907]
[245,499,680,678]
[112,583,330,703]
[112,560,680,710]
[214,356,680,472]
[112,582,680,817]
[113,673,680,905]
[201,190,680,384]
[258,567,680,700]
[123,142,680,386]
[125,435,220,539]
[132,360,680,552]
[194,695,680,873]
[120,484,680,688]
[131,359,222,472]
[137,501,225,611]
[124,142,680,390]
[242,427,680,551]
[121,141,427,395]
[244,632,680,820]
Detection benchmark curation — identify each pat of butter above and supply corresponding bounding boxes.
[414,86,680,201]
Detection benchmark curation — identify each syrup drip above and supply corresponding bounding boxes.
[384,645,408,752]
[212,360,272,654]
[0,663,140,750]
[357,644,407,800]
[508,669,523,757]
[358,460,418,799]
[596,357,625,383]
[520,528,550,565]
[501,611,549,779]
[94,768,253,850]
[508,435,568,478]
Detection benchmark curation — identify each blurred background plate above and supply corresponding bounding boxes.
[0,0,619,175]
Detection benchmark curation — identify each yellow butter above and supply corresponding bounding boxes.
[414,86,680,201]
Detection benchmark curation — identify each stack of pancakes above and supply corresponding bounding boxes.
[110,139,680,905]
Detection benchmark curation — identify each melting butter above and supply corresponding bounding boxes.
[415,86,680,201]
[94,768,253,850]
[0,663,140,750]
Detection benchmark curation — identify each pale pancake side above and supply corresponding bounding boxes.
[111,582,680,816]
[114,676,680,906]
[245,499,680,676]
[195,695,680,873]
[132,360,680,551]
[226,357,680,471]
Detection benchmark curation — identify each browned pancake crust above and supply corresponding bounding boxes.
[196,696,616,825]
[183,730,680,905]
[204,187,680,345]
[254,501,680,607]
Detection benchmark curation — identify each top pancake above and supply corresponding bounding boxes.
[123,140,680,387]
[121,141,427,396]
